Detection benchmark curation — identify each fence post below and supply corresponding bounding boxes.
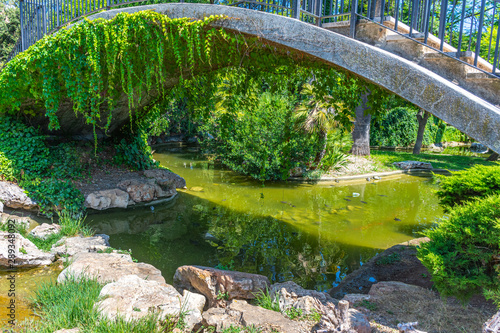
[292,0,301,19]
[316,0,322,25]
[350,0,358,38]
[20,0,25,51]
[438,0,448,51]
[474,0,486,66]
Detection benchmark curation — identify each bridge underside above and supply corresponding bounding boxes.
[64,3,499,153]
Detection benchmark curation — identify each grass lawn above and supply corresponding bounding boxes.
[368,150,497,171]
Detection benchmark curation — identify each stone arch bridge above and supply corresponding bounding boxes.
[6,0,500,152]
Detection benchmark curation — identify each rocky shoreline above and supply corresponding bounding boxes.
[0,168,186,213]
[0,220,497,332]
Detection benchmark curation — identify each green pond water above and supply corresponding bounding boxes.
[87,145,445,291]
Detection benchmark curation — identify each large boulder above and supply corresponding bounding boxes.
[392,161,433,170]
[173,265,270,307]
[368,281,424,297]
[117,178,176,203]
[29,223,61,240]
[229,299,307,333]
[270,281,337,314]
[0,181,37,211]
[51,235,110,257]
[143,169,186,188]
[57,252,165,284]
[95,275,182,321]
[182,290,206,331]
[312,300,370,333]
[0,232,55,268]
[84,189,129,210]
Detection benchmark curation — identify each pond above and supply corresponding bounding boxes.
[87,145,444,291]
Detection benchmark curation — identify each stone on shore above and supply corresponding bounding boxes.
[182,290,206,331]
[143,169,187,189]
[270,281,337,314]
[368,281,424,297]
[84,189,129,210]
[117,178,176,203]
[173,265,270,307]
[0,232,55,268]
[95,275,182,321]
[392,161,433,170]
[51,235,110,257]
[57,252,165,284]
[229,299,306,333]
[0,181,37,210]
[29,223,61,240]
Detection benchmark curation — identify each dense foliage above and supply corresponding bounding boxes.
[200,91,323,181]
[418,194,500,303]
[113,129,159,171]
[370,106,466,147]
[0,116,86,216]
[0,2,19,66]
[435,164,500,210]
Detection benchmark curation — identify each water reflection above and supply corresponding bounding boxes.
[87,147,444,291]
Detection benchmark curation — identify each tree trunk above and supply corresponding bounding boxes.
[312,131,328,168]
[350,94,371,156]
[413,109,431,155]
[487,152,499,161]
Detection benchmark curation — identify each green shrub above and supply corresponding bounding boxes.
[200,91,320,181]
[435,164,500,210]
[320,129,351,171]
[20,178,85,217]
[417,194,500,303]
[113,130,159,171]
[0,116,50,180]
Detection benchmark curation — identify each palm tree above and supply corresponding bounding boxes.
[294,83,338,168]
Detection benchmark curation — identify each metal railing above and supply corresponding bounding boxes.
[6,0,500,75]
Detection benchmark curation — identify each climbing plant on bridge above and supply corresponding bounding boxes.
[0,10,319,138]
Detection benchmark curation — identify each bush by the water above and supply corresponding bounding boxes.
[0,116,85,216]
[200,91,322,181]
[435,164,500,210]
[418,194,500,303]
[113,129,159,171]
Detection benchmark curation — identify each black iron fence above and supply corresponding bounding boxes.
[7,0,500,75]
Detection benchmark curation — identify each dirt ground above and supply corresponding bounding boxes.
[330,238,497,333]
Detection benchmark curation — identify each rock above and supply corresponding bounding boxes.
[117,178,176,203]
[368,281,423,297]
[428,143,444,152]
[392,161,433,170]
[471,142,489,153]
[270,281,336,314]
[53,329,80,333]
[95,275,182,321]
[143,169,186,188]
[182,290,206,331]
[173,265,270,307]
[229,299,305,333]
[29,223,61,240]
[84,189,129,210]
[51,235,110,257]
[57,252,165,284]
[341,294,371,307]
[0,232,55,268]
[202,307,243,331]
[483,310,500,333]
[347,308,371,333]
[0,213,32,231]
[0,201,3,213]
[0,181,37,210]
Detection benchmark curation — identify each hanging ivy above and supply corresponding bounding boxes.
[0,11,308,135]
